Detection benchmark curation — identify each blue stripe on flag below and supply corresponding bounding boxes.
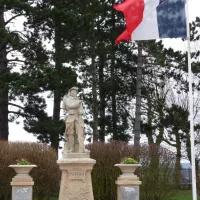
[159,0,166,4]
[156,0,187,38]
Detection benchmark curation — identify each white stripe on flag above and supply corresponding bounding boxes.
[131,0,160,41]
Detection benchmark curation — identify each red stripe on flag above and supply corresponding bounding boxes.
[115,30,130,45]
[114,0,144,44]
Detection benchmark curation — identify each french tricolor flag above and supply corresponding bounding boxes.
[114,0,187,44]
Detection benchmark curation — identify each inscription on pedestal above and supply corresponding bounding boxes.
[121,186,139,200]
[68,168,86,181]
[13,187,32,200]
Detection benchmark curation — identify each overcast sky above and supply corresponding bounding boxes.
[8,1,200,146]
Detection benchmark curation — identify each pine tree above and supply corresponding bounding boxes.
[0,6,8,140]
[0,0,34,140]
[79,0,141,142]
[20,0,80,151]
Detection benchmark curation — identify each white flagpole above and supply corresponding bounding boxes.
[186,0,197,199]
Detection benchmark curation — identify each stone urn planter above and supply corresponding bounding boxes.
[115,164,142,200]
[9,165,37,177]
[115,164,141,178]
[9,165,37,200]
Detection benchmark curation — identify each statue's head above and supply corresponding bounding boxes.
[69,87,78,97]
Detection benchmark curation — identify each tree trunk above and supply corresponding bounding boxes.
[91,39,98,142]
[111,52,117,140]
[156,98,165,145]
[99,53,105,142]
[51,4,62,152]
[147,97,154,144]
[134,42,142,146]
[111,0,117,140]
[0,8,9,140]
[175,130,181,188]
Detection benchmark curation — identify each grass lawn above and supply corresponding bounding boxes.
[170,190,200,200]
[37,191,200,200]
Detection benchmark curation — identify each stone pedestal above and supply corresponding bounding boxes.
[115,164,142,200]
[57,152,96,200]
[9,165,36,200]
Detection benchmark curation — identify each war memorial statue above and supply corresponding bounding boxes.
[62,87,86,153]
[58,87,95,200]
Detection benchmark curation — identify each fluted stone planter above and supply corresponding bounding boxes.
[9,165,37,176]
[9,165,37,200]
[115,164,142,200]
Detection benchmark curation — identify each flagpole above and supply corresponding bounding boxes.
[186,0,197,199]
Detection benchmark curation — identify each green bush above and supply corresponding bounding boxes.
[89,141,177,200]
[139,145,177,200]
[16,158,31,165]
[0,141,60,200]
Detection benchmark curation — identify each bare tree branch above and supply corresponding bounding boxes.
[5,14,23,26]
[6,48,19,55]
[8,59,25,63]
[8,111,35,119]
[8,111,29,118]
[8,103,25,110]
[11,30,27,40]
[163,138,176,147]
[118,103,135,121]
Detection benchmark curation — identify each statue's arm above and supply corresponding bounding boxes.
[66,101,82,109]
[62,96,67,110]
[78,102,84,115]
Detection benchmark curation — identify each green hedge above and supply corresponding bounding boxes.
[89,142,177,200]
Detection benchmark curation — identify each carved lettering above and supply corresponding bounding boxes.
[68,169,86,181]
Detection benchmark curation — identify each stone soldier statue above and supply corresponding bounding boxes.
[62,87,86,153]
